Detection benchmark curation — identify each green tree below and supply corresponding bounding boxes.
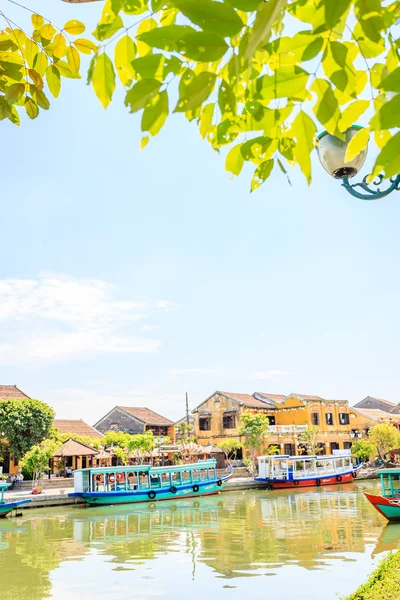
[0,399,55,459]
[368,423,400,461]
[298,425,322,455]
[127,430,156,463]
[20,438,60,485]
[176,422,196,443]
[217,439,242,462]
[351,438,376,463]
[2,0,399,188]
[239,412,269,471]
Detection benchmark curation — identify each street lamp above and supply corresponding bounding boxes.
[316,125,400,200]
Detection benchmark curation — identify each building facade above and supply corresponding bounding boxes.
[193,391,354,456]
[94,406,175,440]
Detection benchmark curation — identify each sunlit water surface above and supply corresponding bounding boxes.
[1,481,399,600]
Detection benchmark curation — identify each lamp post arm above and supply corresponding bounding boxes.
[342,174,400,200]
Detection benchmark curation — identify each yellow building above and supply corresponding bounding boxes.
[193,391,354,457]
[349,407,400,438]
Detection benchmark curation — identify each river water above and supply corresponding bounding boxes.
[1,480,399,600]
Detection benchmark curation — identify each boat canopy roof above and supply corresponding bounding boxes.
[377,468,400,475]
[74,459,217,475]
[257,453,351,462]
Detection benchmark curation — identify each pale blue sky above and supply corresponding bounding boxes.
[1,0,400,424]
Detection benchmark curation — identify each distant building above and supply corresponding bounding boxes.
[349,407,400,438]
[94,406,175,439]
[353,396,400,413]
[0,385,30,400]
[193,391,355,456]
[53,419,103,439]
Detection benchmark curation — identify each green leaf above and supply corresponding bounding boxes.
[141,89,169,136]
[322,0,351,28]
[5,83,25,104]
[251,159,274,192]
[256,66,309,101]
[132,55,165,80]
[292,110,316,184]
[380,67,400,93]
[64,20,86,35]
[265,33,324,67]
[354,0,384,44]
[53,60,81,79]
[344,127,369,163]
[25,39,39,70]
[245,0,287,60]
[338,100,370,132]
[218,79,236,115]
[31,87,50,110]
[241,136,274,162]
[73,38,98,54]
[91,53,115,108]
[373,131,400,178]
[33,52,48,77]
[45,65,61,98]
[138,25,194,51]
[226,0,261,10]
[199,103,214,138]
[311,78,341,136]
[353,23,385,58]
[175,71,217,112]
[172,0,244,37]
[370,95,400,130]
[177,31,228,62]
[114,35,136,86]
[93,16,124,42]
[125,79,161,113]
[225,143,244,176]
[24,96,39,119]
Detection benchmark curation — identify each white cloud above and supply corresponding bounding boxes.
[167,368,219,375]
[0,272,170,364]
[247,370,288,380]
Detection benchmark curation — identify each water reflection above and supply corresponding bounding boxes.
[0,483,397,600]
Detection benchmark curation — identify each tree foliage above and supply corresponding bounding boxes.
[368,423,400,460]
[217,438,242,460]
[0,399,55,459]
[351,438,376,462]
[298,425,321,455]
[2,0,400,189]
[20,438,60,484]
[239,411,269,468]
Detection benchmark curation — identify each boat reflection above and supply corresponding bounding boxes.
[372,523,400,557]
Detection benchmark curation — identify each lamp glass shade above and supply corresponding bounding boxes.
[316,126,367,179]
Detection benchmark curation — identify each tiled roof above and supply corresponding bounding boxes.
[53,419,103,438]
[354,396,397,408]
[219,392,270,408]
[389,404,400,414]
[118,407,174,426]
[352,408,398,421]
[53,438,98,458]
[0,385,30,400]
[291,394,325,401]
[256,393,287,402]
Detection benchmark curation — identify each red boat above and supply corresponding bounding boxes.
[364,469,400,521]
[255,451,362,489]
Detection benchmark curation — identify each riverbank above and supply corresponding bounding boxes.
[344,548,400,600]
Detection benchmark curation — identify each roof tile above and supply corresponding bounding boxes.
[118,407,174,426]
[54,419,103,438]
[0,385,30,400]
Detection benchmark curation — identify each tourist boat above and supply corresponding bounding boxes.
[69,459,232,506]
[255,450,362,489]
[365,468,400,521]
[0,482,31,517]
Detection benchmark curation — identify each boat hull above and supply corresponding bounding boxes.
[255,468,360,490]
[70,478,230,506]
[364,492,400,522]
[0,499,31,518]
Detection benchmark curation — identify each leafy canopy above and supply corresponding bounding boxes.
[368,422,400,460]
[0,398,55,459]
[1,0,400,188]
[20,438,60,483]
[298,425,322,455]
[239,411,269,460]
[351,438,376,462]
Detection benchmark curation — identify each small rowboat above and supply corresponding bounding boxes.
[0,482,31,517]
[255,450,362,489]
[69,459,231,506]
[365,468,400,521]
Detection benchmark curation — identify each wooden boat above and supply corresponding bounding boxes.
[69,459,232,506]
[0,482,31,517]
[255,451,362,489]
[365,468,400,521]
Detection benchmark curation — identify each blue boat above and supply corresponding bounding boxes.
[0,482,31,517]
[69,459,232,506]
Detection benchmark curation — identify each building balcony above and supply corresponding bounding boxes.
[268,425,309,434]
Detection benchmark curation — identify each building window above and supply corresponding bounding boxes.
[268,416,276,425]
[311,413,320,426]
[199,417,211,431]
[325,413,334,426]
[343,441,352,449]
[284,443,295,455]
[317,443,326,456]
[330,442,340,453]
[223,414,236,429]
[339,413,350,425]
